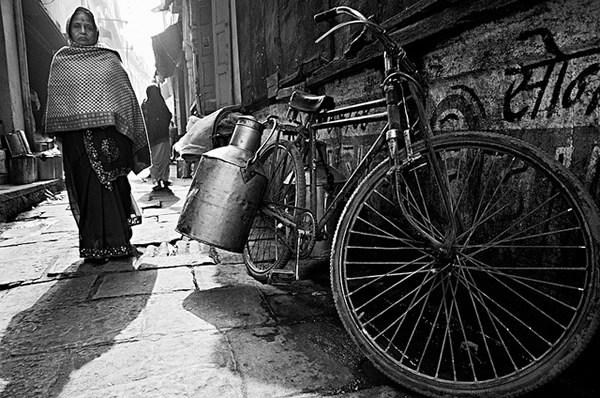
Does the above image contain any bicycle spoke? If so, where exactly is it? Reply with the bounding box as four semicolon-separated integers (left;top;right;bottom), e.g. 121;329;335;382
385;266;441;353
460;269;556;349
450;148;487;220
400;168;445;239
459;252;583;313
352;255;437;315
460;150;517;245
456;259;519;376
244;140;305;279
332;132;600;394
368;267;448;340
372;186;443;242
466;190;573;248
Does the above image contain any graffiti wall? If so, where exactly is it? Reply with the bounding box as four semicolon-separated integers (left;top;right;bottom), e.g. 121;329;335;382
425;0;600;196
253;0;600;202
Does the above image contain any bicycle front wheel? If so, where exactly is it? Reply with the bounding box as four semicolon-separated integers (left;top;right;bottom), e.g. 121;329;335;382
243;139;305;281
331;131;600;398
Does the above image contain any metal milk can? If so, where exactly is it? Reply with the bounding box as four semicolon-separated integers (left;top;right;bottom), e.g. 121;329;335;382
176;116;266;253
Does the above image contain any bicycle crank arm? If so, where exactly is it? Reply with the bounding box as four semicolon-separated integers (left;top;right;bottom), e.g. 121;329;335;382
261;206;297;230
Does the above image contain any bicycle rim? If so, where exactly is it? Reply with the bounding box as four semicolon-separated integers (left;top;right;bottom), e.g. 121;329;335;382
331;131;600;397
243;139;305;281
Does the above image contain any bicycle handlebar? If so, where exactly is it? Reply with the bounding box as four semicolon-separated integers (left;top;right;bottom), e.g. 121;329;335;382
314;6;401;55
314;9;337;23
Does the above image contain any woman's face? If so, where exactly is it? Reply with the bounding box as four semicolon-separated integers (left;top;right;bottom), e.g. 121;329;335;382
69;12;97;46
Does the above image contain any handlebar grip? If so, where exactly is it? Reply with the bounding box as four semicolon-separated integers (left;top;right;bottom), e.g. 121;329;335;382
314;9;338;23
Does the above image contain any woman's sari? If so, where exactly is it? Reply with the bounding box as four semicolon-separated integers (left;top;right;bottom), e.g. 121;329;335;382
46;44;150;259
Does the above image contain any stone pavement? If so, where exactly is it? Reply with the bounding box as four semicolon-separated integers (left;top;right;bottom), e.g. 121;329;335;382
2;164;598;398
0;165;406;398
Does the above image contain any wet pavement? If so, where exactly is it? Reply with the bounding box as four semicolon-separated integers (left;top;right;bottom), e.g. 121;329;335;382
0;164;598;397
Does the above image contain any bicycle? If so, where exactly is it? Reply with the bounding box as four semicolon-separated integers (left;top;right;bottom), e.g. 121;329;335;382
242;6;600;398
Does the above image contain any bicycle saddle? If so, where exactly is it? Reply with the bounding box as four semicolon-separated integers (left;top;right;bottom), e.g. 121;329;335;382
289;91;335;113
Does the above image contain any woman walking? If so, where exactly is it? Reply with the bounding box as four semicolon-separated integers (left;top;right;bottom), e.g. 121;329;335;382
142;85;172;191
45;7;150;263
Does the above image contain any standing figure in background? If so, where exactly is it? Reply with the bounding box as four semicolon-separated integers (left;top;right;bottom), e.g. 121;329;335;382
45;7;150;263
169;120;179;162
142;85;172;191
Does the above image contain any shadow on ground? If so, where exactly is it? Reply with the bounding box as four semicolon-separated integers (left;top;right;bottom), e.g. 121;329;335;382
0;265;157;398
182;259;394;396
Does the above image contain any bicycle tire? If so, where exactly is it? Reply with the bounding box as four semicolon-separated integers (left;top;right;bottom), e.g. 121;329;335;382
243;139;306;281
330;131;600;398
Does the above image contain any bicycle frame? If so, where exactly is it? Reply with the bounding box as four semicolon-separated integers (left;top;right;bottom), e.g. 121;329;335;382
260;49;456;251
259;96;388;238
248;5;460;274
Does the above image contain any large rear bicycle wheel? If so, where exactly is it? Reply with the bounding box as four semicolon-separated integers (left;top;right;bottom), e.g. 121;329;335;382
331;131;600;398
243;139;305;281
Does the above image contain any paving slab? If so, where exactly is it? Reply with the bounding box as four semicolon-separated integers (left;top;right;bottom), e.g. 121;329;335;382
0;275;96;314
0;230;74;249
134;245;215;269
38;216;78;235
140;205;181;219
213;247;244;264
0;280;60;338
55;330;243;398
263;288;337;321
0;328;245;398
0;243;62;287
14;194;71;222
46;248;138;277
134;189;187;217
138;291;218;337
0;289;152;356
182;285;275;329
0;349;68;397
226;323;358;397
210;262;265;288
191;264;225;291
93;267;196;299
47;240;215;278
0;218;57;241
130;215;183;246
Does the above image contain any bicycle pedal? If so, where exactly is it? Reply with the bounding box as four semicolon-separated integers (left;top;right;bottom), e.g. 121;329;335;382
268;269;297;284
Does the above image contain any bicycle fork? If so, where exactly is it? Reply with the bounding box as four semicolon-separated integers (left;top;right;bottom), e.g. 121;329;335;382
383;60;458;257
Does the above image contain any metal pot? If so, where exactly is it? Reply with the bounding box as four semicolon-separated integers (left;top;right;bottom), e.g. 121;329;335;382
176;116;266;253
5;130;31;157
228;115;264;153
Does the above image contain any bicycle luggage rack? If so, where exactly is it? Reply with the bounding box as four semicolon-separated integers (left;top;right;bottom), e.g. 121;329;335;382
311;98;388;131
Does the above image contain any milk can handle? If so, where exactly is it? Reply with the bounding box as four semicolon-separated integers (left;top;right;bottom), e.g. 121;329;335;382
241;117;276;182
246;116;279;167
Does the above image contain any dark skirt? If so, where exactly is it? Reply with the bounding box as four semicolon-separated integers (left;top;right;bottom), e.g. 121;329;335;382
60;127;139;259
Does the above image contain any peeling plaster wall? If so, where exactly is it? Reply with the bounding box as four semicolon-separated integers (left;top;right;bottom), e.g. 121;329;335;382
424;0;600;195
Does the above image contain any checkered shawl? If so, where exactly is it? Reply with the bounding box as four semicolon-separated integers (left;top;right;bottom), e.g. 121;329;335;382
46;44;150;172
